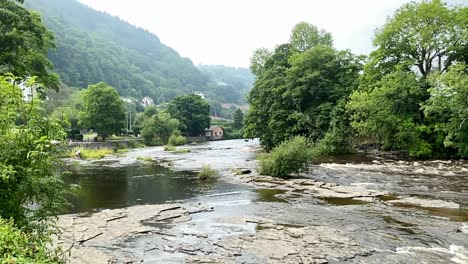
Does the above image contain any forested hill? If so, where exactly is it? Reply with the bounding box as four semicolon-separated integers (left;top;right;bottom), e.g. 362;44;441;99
199;65;254;103
25;0;208;103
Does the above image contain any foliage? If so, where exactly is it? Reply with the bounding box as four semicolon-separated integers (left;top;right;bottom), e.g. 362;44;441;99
233;109;244;130
348;0;468;158
258;136;314;178
79;82;126;141
168;94;211;137
0;75;69;233
199;65;255;104
289;22;333;52
0;218;60;263
371;0;468;78
348;69;432;157
245;31;362;151
163;146;176;152
423;64;468;158
0;0;59;90
173;148;191;154
141;111;180;146
198;165;217;181
25;0;208;102
69;148;113;160
175;135;187;146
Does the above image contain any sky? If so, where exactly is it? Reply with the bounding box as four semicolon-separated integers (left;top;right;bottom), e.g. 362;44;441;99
77;0;462;68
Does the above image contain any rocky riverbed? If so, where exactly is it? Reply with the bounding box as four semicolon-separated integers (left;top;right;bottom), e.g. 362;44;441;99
60;139;468;263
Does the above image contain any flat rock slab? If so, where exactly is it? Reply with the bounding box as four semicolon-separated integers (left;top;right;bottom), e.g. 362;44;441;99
57;204;199;263
387;197;460;209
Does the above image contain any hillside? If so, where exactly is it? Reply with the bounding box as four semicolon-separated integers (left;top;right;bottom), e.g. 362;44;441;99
199;65;255;104
25;0;208;103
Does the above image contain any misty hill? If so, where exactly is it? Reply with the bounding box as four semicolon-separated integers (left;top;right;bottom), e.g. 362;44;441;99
25;0;208;103
199;65;255;104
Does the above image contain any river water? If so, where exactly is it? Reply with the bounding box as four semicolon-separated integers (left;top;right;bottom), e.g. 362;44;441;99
64;139;468;263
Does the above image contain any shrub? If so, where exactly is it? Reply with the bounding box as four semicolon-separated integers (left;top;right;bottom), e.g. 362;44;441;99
175;135;187;146
198;165;217;180
0;218;60;263
173;148;191;154
70;148;113;159
258;136;314;178
163;145;176;152
168;134;178;146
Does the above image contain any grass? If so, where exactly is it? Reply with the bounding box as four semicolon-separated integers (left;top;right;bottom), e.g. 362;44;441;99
198;165;217;181
70;147;114;160
137;156;154;162
173;148;191;154
163;145;176;152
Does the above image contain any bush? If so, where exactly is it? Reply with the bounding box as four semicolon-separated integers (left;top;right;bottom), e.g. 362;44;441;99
173;148;191;154
164;145;176;152
175;135;187;146
70;147;113;159
168;134;178;146
258;136;314;178
74;134;84;141
0;218;60;263
198;165;217;180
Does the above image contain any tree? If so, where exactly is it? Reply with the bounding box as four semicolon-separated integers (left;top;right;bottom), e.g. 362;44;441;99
79;82;125;141
348;0;468;158
0;75;69;234
245;36;362;151
423;64;468;158
250;48;272;77
371;0;468;78
233;108;244;130
167;94;210;137
141;111;180;146
0;0;59;90
289;22;333;52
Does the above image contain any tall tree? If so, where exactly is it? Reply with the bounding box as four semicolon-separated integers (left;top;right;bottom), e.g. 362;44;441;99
0;0;59;90
233;108;244;130
0;75;68;232
168;94;210;137
348;0;468;158
79;82;125;141
371;0;468;78
289;22;333;52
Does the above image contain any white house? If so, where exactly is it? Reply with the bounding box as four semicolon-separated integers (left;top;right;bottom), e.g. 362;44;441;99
142;96;154;108
18;81;35;102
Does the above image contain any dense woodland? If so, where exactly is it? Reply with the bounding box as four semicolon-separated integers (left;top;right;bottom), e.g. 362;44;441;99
24;0;253;105
246;0;468;159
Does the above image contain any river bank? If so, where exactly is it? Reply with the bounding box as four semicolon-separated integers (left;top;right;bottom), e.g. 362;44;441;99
59;139;468;263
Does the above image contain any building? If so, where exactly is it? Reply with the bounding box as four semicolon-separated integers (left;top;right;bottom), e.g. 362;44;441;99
142;96;154;108
204;125;224;140
18;81;35;102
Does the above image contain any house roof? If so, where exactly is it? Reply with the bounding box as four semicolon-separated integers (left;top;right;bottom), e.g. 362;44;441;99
205;125;223;131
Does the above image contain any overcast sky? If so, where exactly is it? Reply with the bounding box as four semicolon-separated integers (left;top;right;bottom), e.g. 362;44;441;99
77;0;464;68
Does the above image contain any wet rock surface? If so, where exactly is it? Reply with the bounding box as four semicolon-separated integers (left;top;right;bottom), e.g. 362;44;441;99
60;140;468;263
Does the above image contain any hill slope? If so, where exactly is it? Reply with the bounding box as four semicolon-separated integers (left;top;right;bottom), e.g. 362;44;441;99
25;0;208;103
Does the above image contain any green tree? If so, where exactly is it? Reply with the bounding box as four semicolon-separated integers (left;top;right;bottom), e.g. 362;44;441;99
289;22;333;52
245;36;362;151
348;0;468;157
141;111;180;146
423;64;468;158
0;0;59;90
0;75;69;234
167;94;210;137
79;82;125;141
250;48;272;77
233;108;244;130
371;0;468;78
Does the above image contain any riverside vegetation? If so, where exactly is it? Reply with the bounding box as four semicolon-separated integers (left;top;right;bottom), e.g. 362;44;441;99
0;0;467;262
246;0;468;162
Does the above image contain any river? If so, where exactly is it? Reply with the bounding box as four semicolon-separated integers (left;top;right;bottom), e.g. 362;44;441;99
62;139;468;263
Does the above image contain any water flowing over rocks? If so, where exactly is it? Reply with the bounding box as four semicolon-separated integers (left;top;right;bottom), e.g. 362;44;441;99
60;140;468;263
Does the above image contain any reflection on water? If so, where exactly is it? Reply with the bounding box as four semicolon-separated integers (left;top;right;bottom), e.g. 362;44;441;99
63;161;242;213
256;189;288;203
